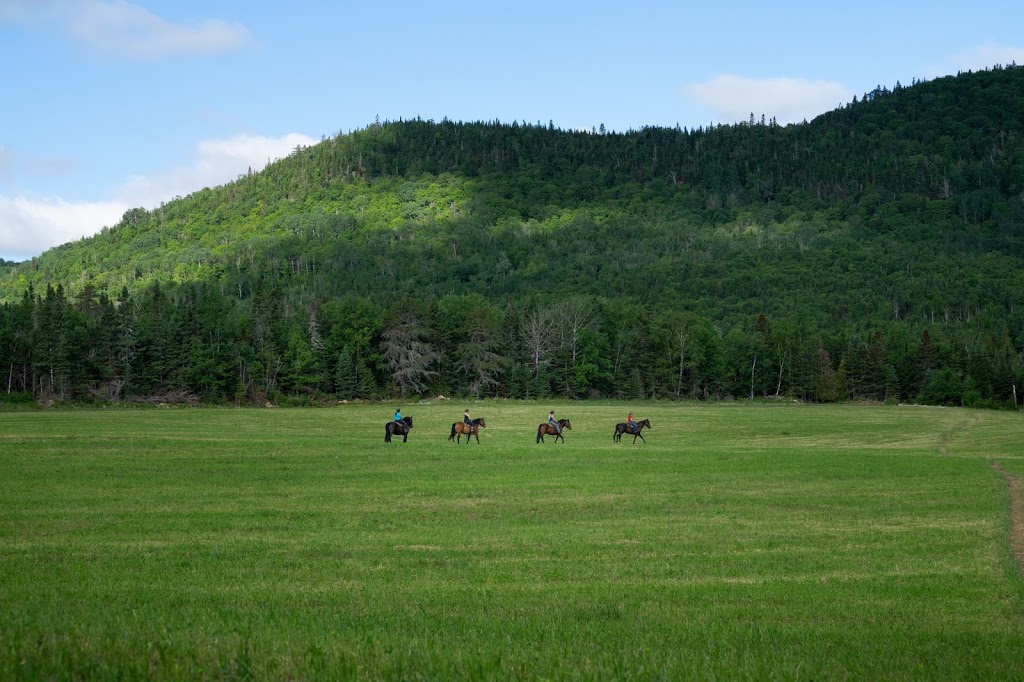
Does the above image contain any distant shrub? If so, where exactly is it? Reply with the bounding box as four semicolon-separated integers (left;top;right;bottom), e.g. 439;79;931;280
0;391;36;406
921;369;962;406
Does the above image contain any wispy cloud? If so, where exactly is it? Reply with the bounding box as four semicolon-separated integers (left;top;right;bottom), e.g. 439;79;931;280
932;43;1024;77
0;0;251;59
0;145;77;184
0;146;10;181
686;75;854;125
117;133;316;207
0;132;316;261
0;195;126;262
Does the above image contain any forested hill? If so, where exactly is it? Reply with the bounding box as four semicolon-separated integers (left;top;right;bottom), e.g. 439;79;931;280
2;65;1023;407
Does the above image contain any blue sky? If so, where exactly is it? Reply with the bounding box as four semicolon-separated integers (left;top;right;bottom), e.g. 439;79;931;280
2;0;1023;262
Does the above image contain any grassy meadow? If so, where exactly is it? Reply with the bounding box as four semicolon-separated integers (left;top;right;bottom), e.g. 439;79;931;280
1;401;1023;679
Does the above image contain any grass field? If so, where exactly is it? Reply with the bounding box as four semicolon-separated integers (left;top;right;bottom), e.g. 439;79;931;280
2;401;1023;679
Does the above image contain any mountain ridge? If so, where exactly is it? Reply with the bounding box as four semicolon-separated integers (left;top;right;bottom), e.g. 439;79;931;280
1;65;1022;406
5;64;1023;304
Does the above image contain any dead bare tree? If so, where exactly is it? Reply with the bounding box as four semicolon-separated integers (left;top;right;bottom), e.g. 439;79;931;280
521;308;556;383
556;296;596;397
382;317;440;397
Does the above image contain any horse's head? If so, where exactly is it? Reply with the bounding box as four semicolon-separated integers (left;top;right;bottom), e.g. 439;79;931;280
476;418;486;428
561;419;572;430
640;418;651;428
404;416;413;427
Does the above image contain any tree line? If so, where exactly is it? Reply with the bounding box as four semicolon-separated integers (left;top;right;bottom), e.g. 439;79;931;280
3;281;1020;410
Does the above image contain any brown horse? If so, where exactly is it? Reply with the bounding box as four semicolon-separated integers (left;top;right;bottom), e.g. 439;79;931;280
613;418;651;443
449;417;486;444
537;418;572;443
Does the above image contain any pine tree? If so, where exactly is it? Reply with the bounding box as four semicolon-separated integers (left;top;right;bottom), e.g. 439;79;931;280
334;346;357;399
813;342;841;402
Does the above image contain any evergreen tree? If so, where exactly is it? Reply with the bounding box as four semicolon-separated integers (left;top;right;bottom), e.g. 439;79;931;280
334;346;357;399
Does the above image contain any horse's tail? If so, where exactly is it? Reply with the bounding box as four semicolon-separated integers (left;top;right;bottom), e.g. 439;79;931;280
449;423;457;441
537;425;543;443
385;424;391;443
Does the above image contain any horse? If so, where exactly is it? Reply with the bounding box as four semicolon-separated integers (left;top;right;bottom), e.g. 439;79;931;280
450;417;486;444
385;416;414;443
613;418;651;443
537;418;572;443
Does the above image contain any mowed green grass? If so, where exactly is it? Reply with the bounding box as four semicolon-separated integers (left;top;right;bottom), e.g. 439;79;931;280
1;402;1023;679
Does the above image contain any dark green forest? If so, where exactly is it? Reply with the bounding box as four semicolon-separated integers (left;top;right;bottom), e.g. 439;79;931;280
2;66;1023;408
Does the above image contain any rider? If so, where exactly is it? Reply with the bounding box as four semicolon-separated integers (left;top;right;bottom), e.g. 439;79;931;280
463;409;473;429
394;407;402;422
627;411;637;433
548;410;560;435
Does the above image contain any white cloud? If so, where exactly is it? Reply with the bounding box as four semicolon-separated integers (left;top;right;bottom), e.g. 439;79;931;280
117;133;316;208
686;75;854;125
935;43;1024;77
0;195;125;262
0;132;316;262
0;0;250;58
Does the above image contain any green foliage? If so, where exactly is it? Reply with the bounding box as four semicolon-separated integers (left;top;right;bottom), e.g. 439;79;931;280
1;67;1024;406
922;368;964;405
333;346;357;399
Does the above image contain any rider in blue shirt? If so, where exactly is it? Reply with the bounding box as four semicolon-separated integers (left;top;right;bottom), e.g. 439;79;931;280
394;408;402;422
548;410;560;434
463;409;472;427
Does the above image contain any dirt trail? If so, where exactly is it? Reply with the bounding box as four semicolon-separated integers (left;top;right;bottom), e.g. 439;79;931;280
992;461;1024;576
938;413;983;457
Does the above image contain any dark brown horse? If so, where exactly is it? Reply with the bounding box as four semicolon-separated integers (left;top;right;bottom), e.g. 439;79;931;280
537;418;572;443
449;417;486;444
613;418;651;443
385;416;413;443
